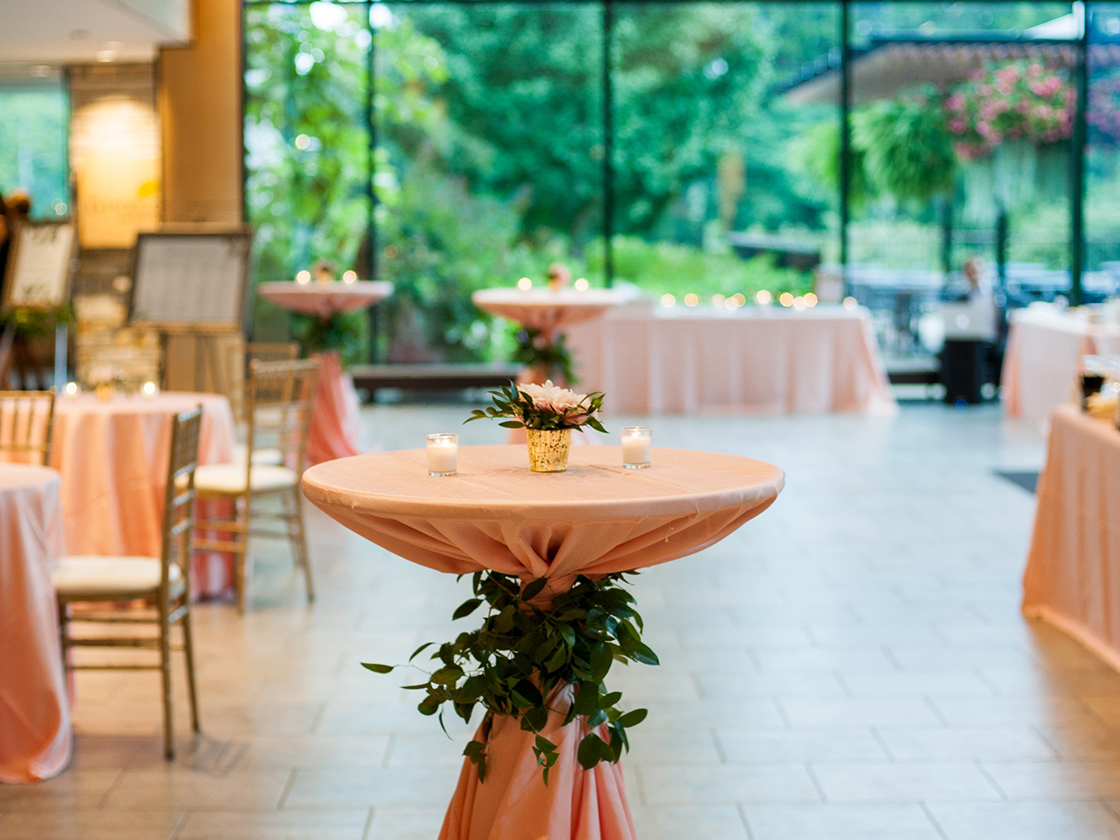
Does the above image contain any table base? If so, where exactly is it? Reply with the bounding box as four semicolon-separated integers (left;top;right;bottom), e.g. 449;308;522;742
308;352;363;465
440;695;635;840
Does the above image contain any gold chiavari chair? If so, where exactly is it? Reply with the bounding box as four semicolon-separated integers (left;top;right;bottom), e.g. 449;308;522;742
224;340;301;426
0;389;56;465
193;358;320;612
52;406;203;759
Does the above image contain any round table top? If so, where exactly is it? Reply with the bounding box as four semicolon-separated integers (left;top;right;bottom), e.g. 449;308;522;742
259;281;394;318
302;445;784;580
0;463;60;493
56;391;230;418
472;287;630;333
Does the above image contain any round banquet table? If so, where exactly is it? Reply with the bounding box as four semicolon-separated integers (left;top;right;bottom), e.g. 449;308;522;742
302;445;784;840
0;464;71;783
50;392;237;597
258;281;394;464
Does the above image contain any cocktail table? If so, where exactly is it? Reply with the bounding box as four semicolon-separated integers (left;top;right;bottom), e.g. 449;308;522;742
303;445;784;839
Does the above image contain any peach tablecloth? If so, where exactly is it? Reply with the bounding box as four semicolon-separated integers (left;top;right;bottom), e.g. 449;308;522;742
0;465;70;783
303;445;784;840
50;392;236;597
472;288;628;344
1023;406;1120;670
1001;307;1120;426
257;281;393;319
307;352;362;465
564;305;897;415
259;282;393;464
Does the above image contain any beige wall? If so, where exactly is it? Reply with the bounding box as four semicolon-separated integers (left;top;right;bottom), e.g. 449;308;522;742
157;0;243;389
158;0;242;226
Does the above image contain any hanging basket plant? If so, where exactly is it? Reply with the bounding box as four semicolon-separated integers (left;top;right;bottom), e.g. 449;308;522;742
945;60;1074;160
852;93;957;204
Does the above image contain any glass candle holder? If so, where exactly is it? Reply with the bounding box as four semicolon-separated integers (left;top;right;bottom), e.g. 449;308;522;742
427;433;458;477
621;426;652;469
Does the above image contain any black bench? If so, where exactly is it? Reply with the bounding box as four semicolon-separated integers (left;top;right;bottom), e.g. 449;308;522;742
350;363;522;400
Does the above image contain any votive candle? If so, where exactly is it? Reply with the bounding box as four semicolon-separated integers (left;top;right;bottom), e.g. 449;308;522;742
427;433;458;476
621;426;652;469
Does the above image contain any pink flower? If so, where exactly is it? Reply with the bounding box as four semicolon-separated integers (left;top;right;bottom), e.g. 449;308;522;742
979;84;993;96
946;96;965;111
949;119;966;134
518;380;589;415
1017;100;1031;114
977;121;992;137
1029;64;1043;77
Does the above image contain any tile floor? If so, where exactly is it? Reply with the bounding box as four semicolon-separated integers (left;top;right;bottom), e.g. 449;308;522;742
5;401;1120;839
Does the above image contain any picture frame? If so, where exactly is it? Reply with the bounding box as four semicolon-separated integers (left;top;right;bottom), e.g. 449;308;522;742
128;230;252;331
1;221;76;312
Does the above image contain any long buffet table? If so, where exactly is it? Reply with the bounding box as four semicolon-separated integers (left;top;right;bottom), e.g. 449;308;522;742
1002;306;1120;427
564;304;897;416
1023;406;1120;671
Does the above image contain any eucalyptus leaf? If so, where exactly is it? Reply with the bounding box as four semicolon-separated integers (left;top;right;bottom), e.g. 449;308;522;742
361;662;394;673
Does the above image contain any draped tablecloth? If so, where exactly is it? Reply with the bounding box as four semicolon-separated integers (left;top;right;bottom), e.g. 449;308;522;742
303;445;784;840
564;305;897;416
0;465;70;783
257;280;393;319
1002;307;1120;426
259;281;394;464
1023;406;1120;671
50;392;236;597
472;288;629;345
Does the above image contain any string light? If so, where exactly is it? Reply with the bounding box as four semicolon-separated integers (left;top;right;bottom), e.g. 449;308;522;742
517;277;532;291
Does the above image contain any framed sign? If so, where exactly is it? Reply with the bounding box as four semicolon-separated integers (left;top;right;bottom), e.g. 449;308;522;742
129;231;251;330
2;221;76;311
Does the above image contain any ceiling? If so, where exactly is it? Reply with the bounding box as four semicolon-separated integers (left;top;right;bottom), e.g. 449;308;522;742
0;0;190;64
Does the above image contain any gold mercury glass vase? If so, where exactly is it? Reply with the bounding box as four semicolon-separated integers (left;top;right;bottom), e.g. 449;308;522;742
525;428;572;473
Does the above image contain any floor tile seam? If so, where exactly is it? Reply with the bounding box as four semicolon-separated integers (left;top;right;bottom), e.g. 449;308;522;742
972;759;1009;802
360;807;376;840
804;761;828;803
1029;723;1076;760
918;801;953;840
735;803;757;840
166;809;190;840
869;727;897;761
923;695;951;726
276;768;299;810
94;767;127;809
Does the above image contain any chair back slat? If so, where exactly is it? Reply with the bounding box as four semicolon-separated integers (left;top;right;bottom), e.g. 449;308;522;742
224;340;300;424
163;406;203;594
245;358;320;474
0;390;56;466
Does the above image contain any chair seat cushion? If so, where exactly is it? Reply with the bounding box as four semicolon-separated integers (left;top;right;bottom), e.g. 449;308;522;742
232;443;285;467
52;556;180;595
195;463;298;494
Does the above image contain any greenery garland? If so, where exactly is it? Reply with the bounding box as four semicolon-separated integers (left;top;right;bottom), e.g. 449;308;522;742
363;571;657;784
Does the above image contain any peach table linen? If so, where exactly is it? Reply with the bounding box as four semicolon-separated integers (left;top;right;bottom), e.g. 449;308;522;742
306;351;363;465
302;445;784;840
259;281;393;464
50;392;236;597
1002;307;1120;427
257;280;393;319
564;305;897;416
1023;406;1120;671
471;288;628;343
0;465;70;783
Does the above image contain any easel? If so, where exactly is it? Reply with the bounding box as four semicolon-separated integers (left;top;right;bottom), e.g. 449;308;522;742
0;221;76;390
155;325;241;394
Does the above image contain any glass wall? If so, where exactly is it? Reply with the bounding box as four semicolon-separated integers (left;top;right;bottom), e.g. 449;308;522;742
376;3;604;361
242;1;1105;363
0;73;70;219
1087;3;1120;294
612;3;838;306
